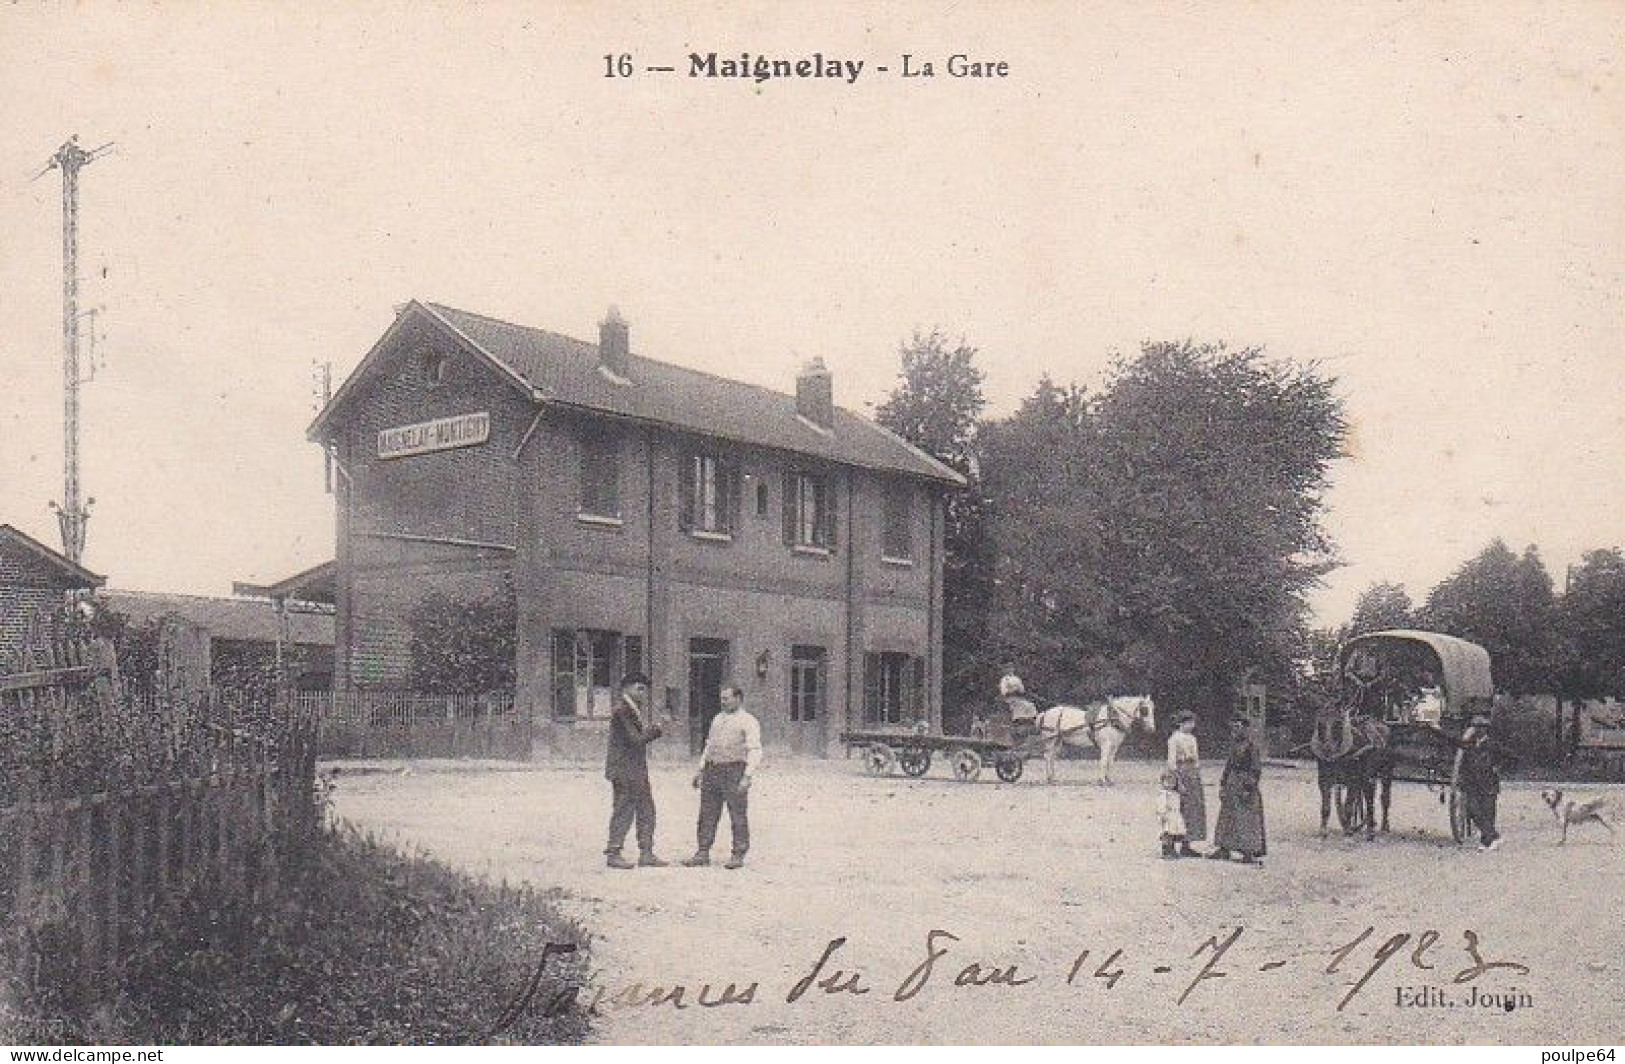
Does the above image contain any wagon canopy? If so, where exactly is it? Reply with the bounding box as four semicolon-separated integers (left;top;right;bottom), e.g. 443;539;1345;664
1337;629;1494;717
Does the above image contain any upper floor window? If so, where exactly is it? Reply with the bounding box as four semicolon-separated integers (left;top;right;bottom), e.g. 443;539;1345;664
680;453;741;537
882;483;912;561
784;471;837;551
421;352;449;388
579;429;620;520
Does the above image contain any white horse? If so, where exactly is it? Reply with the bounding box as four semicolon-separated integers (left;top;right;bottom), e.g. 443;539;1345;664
1035;696;1157;785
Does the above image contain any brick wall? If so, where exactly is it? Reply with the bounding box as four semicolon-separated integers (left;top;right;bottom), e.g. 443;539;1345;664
343;317;532;548
333;320;527;690
0;548;79;659
518;410;945;754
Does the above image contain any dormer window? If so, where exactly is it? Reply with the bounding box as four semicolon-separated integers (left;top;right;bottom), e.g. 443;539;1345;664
422;352;450;388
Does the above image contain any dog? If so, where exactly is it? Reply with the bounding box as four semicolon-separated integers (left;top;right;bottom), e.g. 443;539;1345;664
1540;788;1617;844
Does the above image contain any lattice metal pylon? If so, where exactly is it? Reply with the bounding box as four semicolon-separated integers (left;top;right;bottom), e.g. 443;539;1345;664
44;135;112;563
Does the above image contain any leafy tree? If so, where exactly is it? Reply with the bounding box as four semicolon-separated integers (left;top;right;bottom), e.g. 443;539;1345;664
1420;540;1559;695
874;329;995;725
1085;341;1346;727
406;578;517;695
1348;582;1414;634
873;328;986;472
1557;547;1625;701
978;377;1120;702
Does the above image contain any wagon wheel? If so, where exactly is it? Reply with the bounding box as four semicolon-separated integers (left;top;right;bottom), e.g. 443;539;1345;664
994;754;1024;783
864;743;897;776
951;747;983;783
897;746;932;777
1447;752;1469;844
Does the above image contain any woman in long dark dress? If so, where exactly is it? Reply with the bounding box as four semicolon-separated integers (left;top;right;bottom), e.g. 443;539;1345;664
1209;716;1266;864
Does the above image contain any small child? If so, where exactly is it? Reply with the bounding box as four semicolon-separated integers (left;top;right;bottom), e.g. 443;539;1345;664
1158;768;1188;859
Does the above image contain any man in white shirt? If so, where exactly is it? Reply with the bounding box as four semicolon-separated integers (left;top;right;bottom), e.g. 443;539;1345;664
998;662;1026;698
683;684;762;870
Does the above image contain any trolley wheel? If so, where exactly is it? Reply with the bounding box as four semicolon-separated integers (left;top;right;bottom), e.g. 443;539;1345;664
1447;754;1469;844
864;743;897;776
995;755;1024;783
897;747;932;777
952;747;984;783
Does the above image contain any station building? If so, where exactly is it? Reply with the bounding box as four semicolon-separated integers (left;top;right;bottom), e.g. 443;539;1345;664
308;301;963;755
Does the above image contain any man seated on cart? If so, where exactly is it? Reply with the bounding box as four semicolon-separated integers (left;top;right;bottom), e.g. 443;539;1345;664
1410;671;1444;726
997;661;1040;744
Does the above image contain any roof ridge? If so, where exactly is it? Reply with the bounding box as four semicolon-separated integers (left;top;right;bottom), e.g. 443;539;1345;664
425;302;597;354
428;301;874;421
0;523;107;585
396;301;964;486
102;588;259;605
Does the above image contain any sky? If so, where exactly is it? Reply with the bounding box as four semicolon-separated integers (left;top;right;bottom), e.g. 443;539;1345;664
1;1;1621;627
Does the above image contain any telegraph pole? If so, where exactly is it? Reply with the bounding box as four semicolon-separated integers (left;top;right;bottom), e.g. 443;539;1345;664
45;135;113;563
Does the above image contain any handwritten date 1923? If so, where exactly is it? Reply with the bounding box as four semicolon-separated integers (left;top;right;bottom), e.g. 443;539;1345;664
495;925;1529;1033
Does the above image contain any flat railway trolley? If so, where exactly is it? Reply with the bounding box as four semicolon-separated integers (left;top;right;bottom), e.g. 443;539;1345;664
839;725;1038;783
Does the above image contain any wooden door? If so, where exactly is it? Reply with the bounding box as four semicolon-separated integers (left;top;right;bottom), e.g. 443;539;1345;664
687;638;729;755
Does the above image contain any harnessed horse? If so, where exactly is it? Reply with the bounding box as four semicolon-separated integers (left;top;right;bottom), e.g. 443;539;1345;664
1311;704;1392;839
1035;696;1156;785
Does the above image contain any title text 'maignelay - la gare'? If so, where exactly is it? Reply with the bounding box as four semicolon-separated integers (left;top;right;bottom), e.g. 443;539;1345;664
684;52;1009;84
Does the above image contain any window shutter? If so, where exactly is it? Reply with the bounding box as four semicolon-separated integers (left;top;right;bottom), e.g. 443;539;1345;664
863;652;880;724
911;656;927;720
822;475;839;551
551;629;576;720
679;455;695;531
605;437;621;517
578;438;593;514
884;484;912;559
623;634;644;680
783;471;797;544
727;462;743;534
814;652;826;720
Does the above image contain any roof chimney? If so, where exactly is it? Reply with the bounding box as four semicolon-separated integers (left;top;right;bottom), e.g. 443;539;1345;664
796;357;833;429
599;306;630;379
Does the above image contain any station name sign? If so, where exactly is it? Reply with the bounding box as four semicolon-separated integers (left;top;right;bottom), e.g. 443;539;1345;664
377;411;491;459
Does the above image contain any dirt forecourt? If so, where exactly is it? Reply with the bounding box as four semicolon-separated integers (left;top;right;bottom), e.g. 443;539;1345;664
332;756;1624;1045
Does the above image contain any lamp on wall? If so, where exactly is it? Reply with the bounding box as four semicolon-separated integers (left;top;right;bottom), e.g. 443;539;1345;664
755;649;772;678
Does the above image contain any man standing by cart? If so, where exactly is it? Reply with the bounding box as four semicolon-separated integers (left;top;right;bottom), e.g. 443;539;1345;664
1458;711;1506;851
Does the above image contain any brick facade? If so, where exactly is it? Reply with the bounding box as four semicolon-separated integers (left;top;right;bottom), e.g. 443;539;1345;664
0;525;104;659
317;303;956;756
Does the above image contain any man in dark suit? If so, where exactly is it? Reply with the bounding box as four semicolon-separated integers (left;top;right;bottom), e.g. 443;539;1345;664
604;671;667;869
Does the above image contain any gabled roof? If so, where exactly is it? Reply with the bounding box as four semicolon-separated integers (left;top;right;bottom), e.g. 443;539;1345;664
309;301;965;487
232;560;336;607
0;524;105;589
98;589;334;646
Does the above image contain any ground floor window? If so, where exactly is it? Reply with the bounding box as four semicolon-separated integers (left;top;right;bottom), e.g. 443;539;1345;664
790;645;826;722
551;627;643;720
863;651;924;726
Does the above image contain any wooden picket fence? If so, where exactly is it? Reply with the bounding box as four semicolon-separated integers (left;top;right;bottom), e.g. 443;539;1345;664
0;630;318;1002
298;690;530;759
